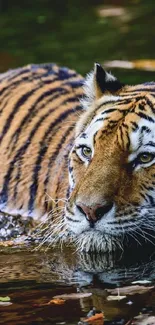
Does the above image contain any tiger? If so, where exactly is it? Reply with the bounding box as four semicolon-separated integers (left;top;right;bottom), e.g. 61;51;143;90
0;62;155;252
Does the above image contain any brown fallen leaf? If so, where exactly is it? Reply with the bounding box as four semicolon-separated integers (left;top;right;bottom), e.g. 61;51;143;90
33;298;65;307
107;285;154;296
53;292;92;300
49;298;65;305
81;312;104;325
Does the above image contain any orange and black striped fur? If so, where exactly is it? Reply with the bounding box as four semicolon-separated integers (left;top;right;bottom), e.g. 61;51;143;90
1;62;155;252
0;64;83;240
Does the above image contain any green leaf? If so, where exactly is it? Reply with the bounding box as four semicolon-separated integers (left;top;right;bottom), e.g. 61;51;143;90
0;296;11;302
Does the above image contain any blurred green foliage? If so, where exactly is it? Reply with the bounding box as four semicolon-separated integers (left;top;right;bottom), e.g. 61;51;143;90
0;0;155;83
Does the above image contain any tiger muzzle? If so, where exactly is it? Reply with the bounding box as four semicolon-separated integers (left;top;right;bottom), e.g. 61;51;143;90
76;202;114;226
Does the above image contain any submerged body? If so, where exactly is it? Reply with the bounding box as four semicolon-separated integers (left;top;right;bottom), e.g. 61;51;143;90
0;63;155;252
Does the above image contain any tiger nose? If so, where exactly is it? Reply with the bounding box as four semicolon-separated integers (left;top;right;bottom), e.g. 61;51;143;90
76;202;114;224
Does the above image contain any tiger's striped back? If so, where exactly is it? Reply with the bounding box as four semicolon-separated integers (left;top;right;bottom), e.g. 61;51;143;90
0;63;84;239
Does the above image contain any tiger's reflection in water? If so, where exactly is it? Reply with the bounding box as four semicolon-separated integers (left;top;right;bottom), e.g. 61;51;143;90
1;244;155;321
47;244;155;287
43;245;155;321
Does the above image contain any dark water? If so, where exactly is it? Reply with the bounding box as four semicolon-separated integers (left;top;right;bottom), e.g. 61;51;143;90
1;244;155;324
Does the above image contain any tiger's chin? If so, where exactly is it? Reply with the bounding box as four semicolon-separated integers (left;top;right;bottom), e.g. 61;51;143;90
72;230;123;253
37;207;155;252
37;217;123;252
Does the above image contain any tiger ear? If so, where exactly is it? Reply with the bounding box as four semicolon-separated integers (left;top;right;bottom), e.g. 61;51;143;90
94;63;123;99
82;63;123;109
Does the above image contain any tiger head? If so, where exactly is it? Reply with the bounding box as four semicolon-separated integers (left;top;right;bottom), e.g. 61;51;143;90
65;63;155;252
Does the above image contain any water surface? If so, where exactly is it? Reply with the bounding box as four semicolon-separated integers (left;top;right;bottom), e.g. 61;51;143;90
1;244;155;324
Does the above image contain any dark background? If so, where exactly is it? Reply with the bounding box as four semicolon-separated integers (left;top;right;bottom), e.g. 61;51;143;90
0;0;155;83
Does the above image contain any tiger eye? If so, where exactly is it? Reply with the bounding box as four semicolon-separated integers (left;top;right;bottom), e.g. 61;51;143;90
82;147;92;159
139;153;154;164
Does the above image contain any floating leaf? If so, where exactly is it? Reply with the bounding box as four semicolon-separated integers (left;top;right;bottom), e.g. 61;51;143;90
49;298;65;305
0;301;12;306
81;312;104;325
107;285;154;296
53;292;92;300
132;314;155;325
107;295;126;301
131;280;151;285
0;296;10;302
33;298;65;307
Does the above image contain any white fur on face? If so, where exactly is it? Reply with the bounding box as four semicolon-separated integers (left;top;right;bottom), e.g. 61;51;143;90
130;119;155;151
129;118;155;170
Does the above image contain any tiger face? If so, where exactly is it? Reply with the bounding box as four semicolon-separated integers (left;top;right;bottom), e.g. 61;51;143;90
65;64;155;251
